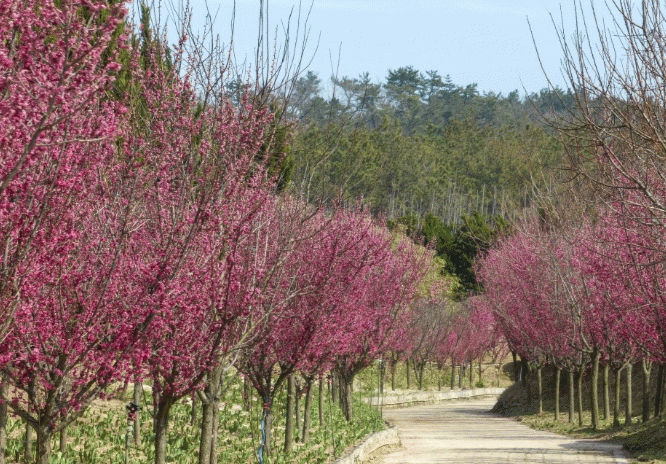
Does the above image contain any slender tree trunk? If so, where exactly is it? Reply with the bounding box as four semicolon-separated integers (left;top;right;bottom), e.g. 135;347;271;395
626;363;633;426
568;369;575;423
614;367;621;427
406;359;410;389
642;359;652;422
134;383;142;448
469;362;473;387
450;362;455;389
338;372;354;422
295;384;302;443
199;365;223;464
512;351;519;382
318;376;325;427
59;427;67;453
380;361;385;395
577;369;583;427
478;359;483;384
259;405;273;461
0;383;6;464
603;364;610;421
458;363;467;388
331;374;338;405
390;361;396;391
191;391;198;427
35;426;52;464
209;397;219;464
525;363;532;402
199;392;215;464
520;357;528;388
591;350;600;430
154;397;176;464
302;377;314;442
25;421;33;463
554;367;560;421
537;366;543;414
284;375;295;452
655;364;665;418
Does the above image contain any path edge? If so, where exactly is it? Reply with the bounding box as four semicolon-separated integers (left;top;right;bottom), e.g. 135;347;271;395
334;387;505;463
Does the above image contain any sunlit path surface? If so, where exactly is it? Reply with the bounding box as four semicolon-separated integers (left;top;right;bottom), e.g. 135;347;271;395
376;397;629;464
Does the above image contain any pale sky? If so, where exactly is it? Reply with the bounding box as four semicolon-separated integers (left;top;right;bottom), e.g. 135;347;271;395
153;0;604;97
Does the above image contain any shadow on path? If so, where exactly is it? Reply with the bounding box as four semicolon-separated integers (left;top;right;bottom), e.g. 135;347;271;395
376;397;630;464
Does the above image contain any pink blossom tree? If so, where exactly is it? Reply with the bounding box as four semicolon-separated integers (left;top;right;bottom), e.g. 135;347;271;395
0;0;132;461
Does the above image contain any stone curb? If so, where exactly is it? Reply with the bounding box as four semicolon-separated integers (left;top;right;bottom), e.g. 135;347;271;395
333;427;400;464
333;388;506;463
364;387;506;408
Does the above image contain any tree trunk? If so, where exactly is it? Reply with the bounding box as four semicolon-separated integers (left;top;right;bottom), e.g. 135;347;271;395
537;366;543;414
577;369;583;427
591;350;600;430
655;364;665;417
0;383;6;464
284;375;295;452
614;367;621;427
450;362;455;389
301;377;314;442
469;361;473;387
154;396;176;464
134;382;142;448
331;374;338;405
380;362;385;395
339;373;354;422
318;376;325;427
642;359;652;422
626;363;633;426
191;391;198;427
406;359;410;389
258;402;273;462
209;396;219;464
25;421;33;463
525;363;532;402
478;359;483;384
35;426;52;464
199;365;223;464
59;427;67;454
554;367;560;421
295;383;302;443
459;364;464;389
603;364;610;421
391;361;396;391
512;351;519;382
199;392;215;464
568;369;575;423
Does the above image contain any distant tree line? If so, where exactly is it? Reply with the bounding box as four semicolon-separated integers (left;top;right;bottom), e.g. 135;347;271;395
284;67;570;224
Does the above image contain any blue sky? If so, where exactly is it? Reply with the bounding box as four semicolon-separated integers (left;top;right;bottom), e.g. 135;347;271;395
154;0;602;97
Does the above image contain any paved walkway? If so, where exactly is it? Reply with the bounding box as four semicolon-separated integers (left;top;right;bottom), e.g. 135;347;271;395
376;397;630;463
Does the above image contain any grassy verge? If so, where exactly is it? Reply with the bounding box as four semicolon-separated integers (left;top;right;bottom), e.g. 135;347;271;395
494;363;666;464
2;377;383;464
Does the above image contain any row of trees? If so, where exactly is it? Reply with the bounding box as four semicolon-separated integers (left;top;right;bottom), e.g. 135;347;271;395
0;1;443;464
475;0;666;429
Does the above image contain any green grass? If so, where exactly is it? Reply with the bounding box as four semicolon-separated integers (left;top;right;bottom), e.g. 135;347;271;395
494;363;666;464
2;375;383;464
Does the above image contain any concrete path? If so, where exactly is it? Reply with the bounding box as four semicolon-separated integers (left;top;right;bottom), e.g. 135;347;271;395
375;397;630;463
